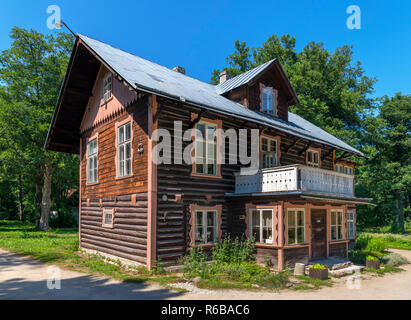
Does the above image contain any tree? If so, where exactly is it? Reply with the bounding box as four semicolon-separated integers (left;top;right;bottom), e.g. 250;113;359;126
0;27;76;229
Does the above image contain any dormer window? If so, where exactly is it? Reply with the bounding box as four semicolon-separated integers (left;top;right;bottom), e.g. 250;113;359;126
102;74;112;103
262;87;276;115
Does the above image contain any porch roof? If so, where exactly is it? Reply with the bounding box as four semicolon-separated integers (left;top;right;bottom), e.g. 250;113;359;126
225;190;373;205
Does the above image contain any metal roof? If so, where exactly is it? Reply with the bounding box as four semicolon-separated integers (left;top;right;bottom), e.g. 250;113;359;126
78;34;365;157
215;60;275;94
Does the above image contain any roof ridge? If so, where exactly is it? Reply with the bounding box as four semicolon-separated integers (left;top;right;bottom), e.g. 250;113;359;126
78;33;217;89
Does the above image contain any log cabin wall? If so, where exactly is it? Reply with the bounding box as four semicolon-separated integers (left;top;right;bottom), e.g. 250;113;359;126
78;68;149;264
155;95;335;266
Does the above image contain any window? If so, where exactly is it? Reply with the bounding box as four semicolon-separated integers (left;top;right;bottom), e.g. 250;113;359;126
331;210;344;240
347;212;355;239
250;209;273;244
344;166;354;175
87;138;98;183
118;122;132;177
262;87;276;115
307;149;320;167
335;164;343;173
102;74;112;103
260;136;278;168
195;210;218;245
102;209;114;228
288;209;305;244
195;121;217;175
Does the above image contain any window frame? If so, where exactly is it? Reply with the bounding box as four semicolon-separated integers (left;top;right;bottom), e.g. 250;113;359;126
102;73;112;103
191;115;222;178
115;117;133;179
189;204;222;246
102;209;114;228
287;208;306;245
261;86;277;115
335;163;343;173
347;212;355;239
86;135;98;185
260;135;280;169
306;148;321;167
344;166;354;175
249;208;274;244
331;210;345;241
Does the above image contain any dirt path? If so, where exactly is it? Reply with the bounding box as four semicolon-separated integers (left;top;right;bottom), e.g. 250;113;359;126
1;248;410;300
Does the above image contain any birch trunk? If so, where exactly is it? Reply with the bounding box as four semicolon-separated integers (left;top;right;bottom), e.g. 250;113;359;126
39;159;53;231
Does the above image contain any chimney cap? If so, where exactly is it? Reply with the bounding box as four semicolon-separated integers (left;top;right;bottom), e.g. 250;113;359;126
172;66;186;75
219;70;233;84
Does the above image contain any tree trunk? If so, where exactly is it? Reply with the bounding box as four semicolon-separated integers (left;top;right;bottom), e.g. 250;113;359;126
18;173;24;223
39;159;53;231
34;165;43;228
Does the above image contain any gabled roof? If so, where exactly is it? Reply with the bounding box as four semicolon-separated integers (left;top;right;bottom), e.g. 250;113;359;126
45;34;366;157
215;60;274;94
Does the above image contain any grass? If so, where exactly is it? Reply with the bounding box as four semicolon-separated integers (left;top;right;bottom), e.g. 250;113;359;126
363;266;403;276
0;220;178;286
293;275;333;291
361;232;411;251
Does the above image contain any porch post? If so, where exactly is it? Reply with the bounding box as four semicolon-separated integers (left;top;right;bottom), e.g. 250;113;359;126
278;202;284;270
326;205;331;257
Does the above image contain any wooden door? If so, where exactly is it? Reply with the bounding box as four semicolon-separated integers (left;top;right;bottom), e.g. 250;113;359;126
311;209;327;259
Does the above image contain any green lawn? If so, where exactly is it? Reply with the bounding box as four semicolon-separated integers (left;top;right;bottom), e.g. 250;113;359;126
0;220;176;285
361;232;411;251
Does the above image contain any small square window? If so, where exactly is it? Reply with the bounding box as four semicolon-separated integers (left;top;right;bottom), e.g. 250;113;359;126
102;209;114;228
102;74;112;103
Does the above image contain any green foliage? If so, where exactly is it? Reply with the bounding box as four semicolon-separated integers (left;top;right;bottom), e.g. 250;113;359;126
0;27;77;224
311;264;326;270
366;255;378;261
293;275;333;290
182;237;291;290
381;253;408;266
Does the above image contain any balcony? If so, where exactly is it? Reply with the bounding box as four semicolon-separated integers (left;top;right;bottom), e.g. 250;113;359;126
234;164;354;197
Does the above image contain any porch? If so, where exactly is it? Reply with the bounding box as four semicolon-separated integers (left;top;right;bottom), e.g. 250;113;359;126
234;164;355;197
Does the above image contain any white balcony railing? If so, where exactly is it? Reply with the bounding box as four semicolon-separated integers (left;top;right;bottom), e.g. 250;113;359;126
234;164;354;197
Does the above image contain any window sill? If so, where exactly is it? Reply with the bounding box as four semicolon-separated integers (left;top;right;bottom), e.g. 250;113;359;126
100;96;113;107
284;243;310;249
86;181;99;186
115;174;133;181
191;243;216;248
329;239;349;244
102;224;114;229
190;172;222;179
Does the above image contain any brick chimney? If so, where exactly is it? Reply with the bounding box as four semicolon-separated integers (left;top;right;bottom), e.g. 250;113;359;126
172;66;186;75
219;70;233;84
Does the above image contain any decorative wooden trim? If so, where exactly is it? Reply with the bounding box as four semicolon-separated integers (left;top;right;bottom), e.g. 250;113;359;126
147;94;158;270
115;114;134;180
306;147;322;168
102;208;115;229
188;203;222;246
190;113;222;179
85;132;99;185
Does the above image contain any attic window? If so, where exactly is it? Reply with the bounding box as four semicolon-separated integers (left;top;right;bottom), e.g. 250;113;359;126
262;87;276;115
102;74;112;103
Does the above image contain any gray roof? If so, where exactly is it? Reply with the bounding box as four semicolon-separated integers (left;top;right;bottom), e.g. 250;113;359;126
79;34;365;157
215;60;274;94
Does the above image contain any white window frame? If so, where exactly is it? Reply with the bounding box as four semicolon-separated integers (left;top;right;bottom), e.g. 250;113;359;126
118;122;132;177
262;87;276;115
344;166;354;175
249;208;274;244
102;209;114;228
347;212;355;239
194;121;217;176
331;210;344;240
260;136;278;169
195;210;218;245
287;208;306;245
307;149;320;167
102;74;112;103
335;164;343;173
87;138;98;183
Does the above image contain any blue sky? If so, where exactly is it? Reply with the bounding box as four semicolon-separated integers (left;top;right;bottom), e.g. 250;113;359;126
0;0;409;98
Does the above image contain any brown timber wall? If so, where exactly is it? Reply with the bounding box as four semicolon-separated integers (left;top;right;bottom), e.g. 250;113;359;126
79;98;149;264
284;247;310;268
329;242;348;258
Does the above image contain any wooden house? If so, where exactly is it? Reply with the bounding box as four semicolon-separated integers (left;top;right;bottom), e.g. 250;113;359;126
45;34;371;270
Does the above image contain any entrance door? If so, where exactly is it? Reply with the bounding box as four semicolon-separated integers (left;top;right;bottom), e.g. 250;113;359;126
311;209;327;258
